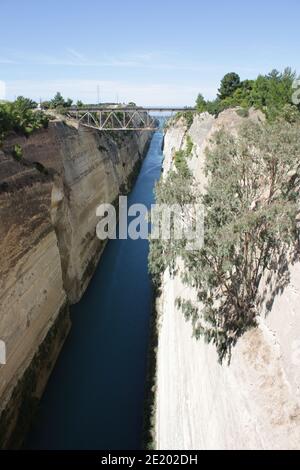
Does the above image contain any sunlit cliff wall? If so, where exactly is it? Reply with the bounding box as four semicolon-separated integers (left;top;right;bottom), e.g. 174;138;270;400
155;110;300;450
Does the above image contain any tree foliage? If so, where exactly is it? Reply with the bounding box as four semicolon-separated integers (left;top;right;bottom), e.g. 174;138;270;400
196;67;299;121
149;120;300;363
218;72;241;100
50;92;73;109
196;93;207;113
148;168;198;286
14;96;37;111
173;110;194;128
0;98;49;145
174;135;193;175
149;136;197;285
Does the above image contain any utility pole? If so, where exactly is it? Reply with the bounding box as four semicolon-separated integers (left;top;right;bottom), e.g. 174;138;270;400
97;85;100;104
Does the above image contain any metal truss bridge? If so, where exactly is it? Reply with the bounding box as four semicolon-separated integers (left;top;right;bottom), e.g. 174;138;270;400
67;107;197;131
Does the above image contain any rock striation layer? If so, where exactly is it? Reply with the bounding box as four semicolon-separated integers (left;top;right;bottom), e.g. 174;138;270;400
0;119;152;448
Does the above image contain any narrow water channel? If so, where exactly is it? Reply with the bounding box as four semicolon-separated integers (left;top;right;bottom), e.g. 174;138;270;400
26;130;163;450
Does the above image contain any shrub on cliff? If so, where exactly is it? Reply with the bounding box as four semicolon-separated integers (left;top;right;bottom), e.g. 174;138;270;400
0;99;49;145
174;135;193;175
148;136;198;285
173;110;194;128
12;144;23;160
148;167;198;286
149;119;300;363
181;120;300;362
196;94;207;113
14;96;37;112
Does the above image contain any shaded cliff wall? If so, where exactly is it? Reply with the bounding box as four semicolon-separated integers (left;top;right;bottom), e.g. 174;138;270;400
155;110;300;450
0;120;152;447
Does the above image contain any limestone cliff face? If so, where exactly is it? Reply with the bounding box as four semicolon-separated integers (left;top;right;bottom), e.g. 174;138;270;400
3;121;151;302
155;109;300;450
0;120;152;447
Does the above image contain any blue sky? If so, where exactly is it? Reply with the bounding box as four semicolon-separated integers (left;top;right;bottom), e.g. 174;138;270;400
0;0;299;105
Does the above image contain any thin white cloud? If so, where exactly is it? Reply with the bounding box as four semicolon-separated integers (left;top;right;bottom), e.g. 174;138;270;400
6;79;217;105
66;48;87;62
0;57;17;64
0;48;164;68
0;48;261;75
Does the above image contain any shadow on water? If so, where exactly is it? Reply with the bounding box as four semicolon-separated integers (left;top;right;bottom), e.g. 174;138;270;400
26;131;163;450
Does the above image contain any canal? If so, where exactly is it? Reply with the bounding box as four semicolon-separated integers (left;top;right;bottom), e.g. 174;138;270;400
26;130;163;450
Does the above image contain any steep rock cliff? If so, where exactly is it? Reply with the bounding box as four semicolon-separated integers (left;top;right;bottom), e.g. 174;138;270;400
155;109;300;450
0;120;152;447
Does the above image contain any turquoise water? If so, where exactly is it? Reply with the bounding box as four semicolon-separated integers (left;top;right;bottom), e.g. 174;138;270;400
26;131;163;450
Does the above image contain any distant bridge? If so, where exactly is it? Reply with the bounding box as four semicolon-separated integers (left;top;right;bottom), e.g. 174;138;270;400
67;107;197;131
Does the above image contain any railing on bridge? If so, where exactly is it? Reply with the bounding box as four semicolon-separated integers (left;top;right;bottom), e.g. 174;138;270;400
66;106;197;131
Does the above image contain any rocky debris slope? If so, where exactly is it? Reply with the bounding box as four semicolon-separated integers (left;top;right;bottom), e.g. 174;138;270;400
155;109;300;450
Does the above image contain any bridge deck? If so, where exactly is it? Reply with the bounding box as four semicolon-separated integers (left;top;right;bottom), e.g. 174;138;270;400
69;107;197;113
66;107;197;131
